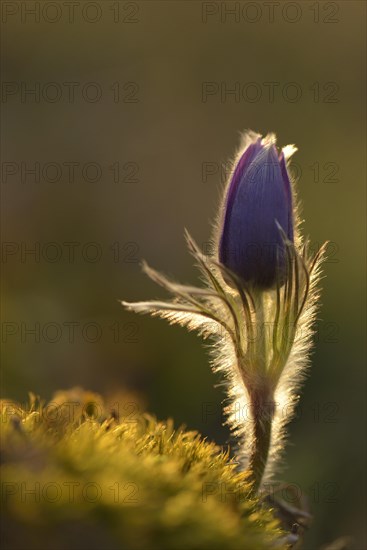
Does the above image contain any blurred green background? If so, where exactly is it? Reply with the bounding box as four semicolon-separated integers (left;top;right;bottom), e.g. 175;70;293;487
1;1;365;548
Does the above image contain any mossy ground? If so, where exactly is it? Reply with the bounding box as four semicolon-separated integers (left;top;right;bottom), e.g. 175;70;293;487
0;388;286;550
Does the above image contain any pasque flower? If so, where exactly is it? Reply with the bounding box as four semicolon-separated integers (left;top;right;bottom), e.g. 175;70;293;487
219;133;294;289
122;130;327;497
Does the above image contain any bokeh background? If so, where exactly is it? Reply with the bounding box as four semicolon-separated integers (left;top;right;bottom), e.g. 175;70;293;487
1;1;366;548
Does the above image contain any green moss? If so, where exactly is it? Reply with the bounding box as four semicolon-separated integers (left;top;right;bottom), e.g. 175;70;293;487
0;389;285;550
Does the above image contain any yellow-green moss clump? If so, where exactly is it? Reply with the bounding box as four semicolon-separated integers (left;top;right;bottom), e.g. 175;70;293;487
0;389;285;550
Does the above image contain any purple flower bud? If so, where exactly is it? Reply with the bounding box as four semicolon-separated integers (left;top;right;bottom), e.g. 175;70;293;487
219;133;295;289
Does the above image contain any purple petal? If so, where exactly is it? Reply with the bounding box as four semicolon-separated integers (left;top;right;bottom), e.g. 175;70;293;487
219;137;294;289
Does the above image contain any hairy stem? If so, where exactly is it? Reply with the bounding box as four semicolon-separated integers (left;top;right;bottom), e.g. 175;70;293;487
247;389;275;495
254;292;267;373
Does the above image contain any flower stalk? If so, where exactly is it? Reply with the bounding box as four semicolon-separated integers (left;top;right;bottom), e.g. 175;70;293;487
248;388;275;495
121;130;327;494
